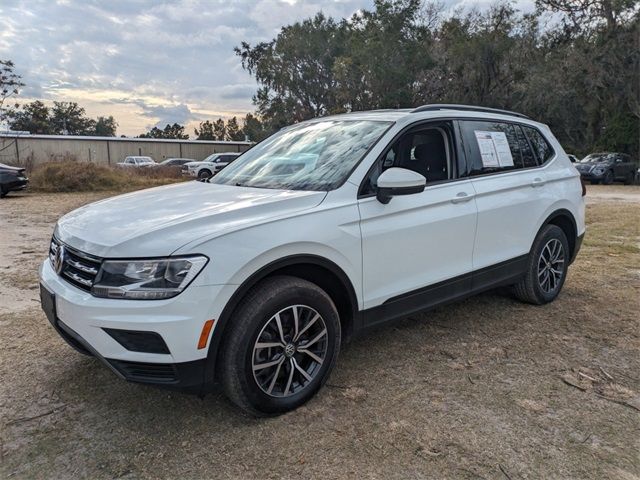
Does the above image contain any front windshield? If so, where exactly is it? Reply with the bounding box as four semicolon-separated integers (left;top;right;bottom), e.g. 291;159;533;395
581;153;610;163
211;119;391;191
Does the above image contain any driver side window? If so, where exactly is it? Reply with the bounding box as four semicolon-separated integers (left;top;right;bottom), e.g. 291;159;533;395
361;122;455;196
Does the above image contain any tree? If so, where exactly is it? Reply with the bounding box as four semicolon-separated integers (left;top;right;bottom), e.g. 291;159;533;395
9;100;51;134
226;116;244;141
236;0;639;155
139;123;189;139
194;120;215;140
94;116;117;136
213;118;226;141
242;113;267;142
50;101;95;135
0;60;23;124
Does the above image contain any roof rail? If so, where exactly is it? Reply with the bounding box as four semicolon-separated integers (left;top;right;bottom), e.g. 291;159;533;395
411;104;529;119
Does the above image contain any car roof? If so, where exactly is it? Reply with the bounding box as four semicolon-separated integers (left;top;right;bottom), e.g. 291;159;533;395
301;104;548;130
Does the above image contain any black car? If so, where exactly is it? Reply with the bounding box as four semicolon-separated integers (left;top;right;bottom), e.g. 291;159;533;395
575;153;637;185
0;163;28;197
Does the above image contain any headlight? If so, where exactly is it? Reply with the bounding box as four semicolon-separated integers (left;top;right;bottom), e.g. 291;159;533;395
92;255;208;300
593;167;605;174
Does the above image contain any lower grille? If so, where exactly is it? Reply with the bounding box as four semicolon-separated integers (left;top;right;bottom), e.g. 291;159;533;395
108;359;178;384
50;237;101;291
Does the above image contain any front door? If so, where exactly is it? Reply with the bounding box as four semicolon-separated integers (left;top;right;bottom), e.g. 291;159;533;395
358;122;477;326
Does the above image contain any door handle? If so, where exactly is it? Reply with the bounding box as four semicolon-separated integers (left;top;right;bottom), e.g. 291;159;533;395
451;192;475;204
531;177;546;187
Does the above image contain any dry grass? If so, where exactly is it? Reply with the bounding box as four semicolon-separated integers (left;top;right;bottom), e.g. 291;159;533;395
27;161;186;193
0;185;638;479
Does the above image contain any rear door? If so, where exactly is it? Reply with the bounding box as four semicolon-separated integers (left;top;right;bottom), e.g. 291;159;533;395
460;119;555;281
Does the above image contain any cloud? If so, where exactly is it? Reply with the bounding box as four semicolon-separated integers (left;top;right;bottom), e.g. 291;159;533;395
138;102;202;129
0;0;533;135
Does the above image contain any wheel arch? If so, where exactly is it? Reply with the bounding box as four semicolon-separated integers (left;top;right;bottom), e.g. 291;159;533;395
539;209;578;260
203;254;359;388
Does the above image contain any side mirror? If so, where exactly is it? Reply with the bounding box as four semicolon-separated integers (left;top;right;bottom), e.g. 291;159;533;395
376;167;426;204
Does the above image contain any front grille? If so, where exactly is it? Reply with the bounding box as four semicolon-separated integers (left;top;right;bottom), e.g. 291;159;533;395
103;328;170;354
50;237;102;291
108;359;178;384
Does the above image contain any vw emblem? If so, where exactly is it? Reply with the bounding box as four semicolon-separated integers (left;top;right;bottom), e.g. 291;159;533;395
53;244;65;275
284;343;296;358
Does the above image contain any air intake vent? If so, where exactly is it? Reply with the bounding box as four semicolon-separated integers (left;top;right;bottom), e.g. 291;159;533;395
103;328;170;354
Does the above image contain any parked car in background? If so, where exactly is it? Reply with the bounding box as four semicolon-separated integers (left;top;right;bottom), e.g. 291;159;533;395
0;163;28;197
575;152;637;184
182;152;242;179
40;104;585;415
157;158;195;167
567;154;578;163
117;156;156;168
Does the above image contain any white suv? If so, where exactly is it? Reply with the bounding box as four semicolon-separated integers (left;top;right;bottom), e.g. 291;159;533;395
183;152;242;179
39;105;585;415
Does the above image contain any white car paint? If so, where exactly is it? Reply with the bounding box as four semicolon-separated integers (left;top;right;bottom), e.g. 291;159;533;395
40;107;585;382
183;153;241;178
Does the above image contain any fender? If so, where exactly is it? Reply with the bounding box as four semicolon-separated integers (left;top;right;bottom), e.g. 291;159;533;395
200;254;359;392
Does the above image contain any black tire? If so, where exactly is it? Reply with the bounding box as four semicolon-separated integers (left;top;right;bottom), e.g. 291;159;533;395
198;169;212;179
513;224;570;305
602;170;614;185
220;275;341;416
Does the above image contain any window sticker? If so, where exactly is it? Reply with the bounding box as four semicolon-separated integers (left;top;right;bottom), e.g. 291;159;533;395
474;131;514;168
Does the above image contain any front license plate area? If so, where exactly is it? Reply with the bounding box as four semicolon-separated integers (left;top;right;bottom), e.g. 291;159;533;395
40;283;57;326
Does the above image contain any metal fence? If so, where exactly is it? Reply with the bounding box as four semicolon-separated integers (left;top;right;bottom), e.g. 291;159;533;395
0;133;252;167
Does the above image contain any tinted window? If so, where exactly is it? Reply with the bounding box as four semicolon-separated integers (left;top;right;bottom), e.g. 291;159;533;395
459;121;522;175
361;123;454;195
523;126;554;164
515;126;537;168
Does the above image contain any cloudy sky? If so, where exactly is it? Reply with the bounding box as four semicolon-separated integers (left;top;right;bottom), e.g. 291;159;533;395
0;0;533;136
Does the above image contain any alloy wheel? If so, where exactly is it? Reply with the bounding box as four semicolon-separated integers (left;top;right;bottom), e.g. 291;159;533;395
537;238;565;294
252;305;328;398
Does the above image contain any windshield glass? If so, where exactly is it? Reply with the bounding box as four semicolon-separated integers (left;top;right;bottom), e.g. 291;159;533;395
211;120;391;191
581;153;611;163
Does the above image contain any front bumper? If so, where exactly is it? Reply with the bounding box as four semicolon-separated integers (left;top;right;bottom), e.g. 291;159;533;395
39;259;228;392
3;177;28;192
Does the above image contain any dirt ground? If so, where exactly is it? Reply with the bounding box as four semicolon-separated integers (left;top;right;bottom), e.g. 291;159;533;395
1;185;639;479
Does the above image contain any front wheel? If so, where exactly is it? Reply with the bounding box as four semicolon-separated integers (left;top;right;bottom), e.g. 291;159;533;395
513;225;570;305
220;276;341;416
197;169;212;180
603;170;614;185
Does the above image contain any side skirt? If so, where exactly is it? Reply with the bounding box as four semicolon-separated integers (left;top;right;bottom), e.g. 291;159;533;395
360;254;528;331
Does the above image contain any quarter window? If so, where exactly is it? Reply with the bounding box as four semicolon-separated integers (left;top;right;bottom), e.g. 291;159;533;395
523;126;554;164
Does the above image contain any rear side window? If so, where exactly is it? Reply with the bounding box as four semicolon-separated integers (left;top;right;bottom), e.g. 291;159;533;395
523;126;554;164
459;120;522;175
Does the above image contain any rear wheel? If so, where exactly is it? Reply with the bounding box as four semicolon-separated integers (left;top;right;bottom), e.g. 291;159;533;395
198;169;212;179
220;276;341;416
514;225;569;305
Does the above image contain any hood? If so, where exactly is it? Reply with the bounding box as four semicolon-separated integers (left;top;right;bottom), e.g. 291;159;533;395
55;181;326;257
0;163;25;173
